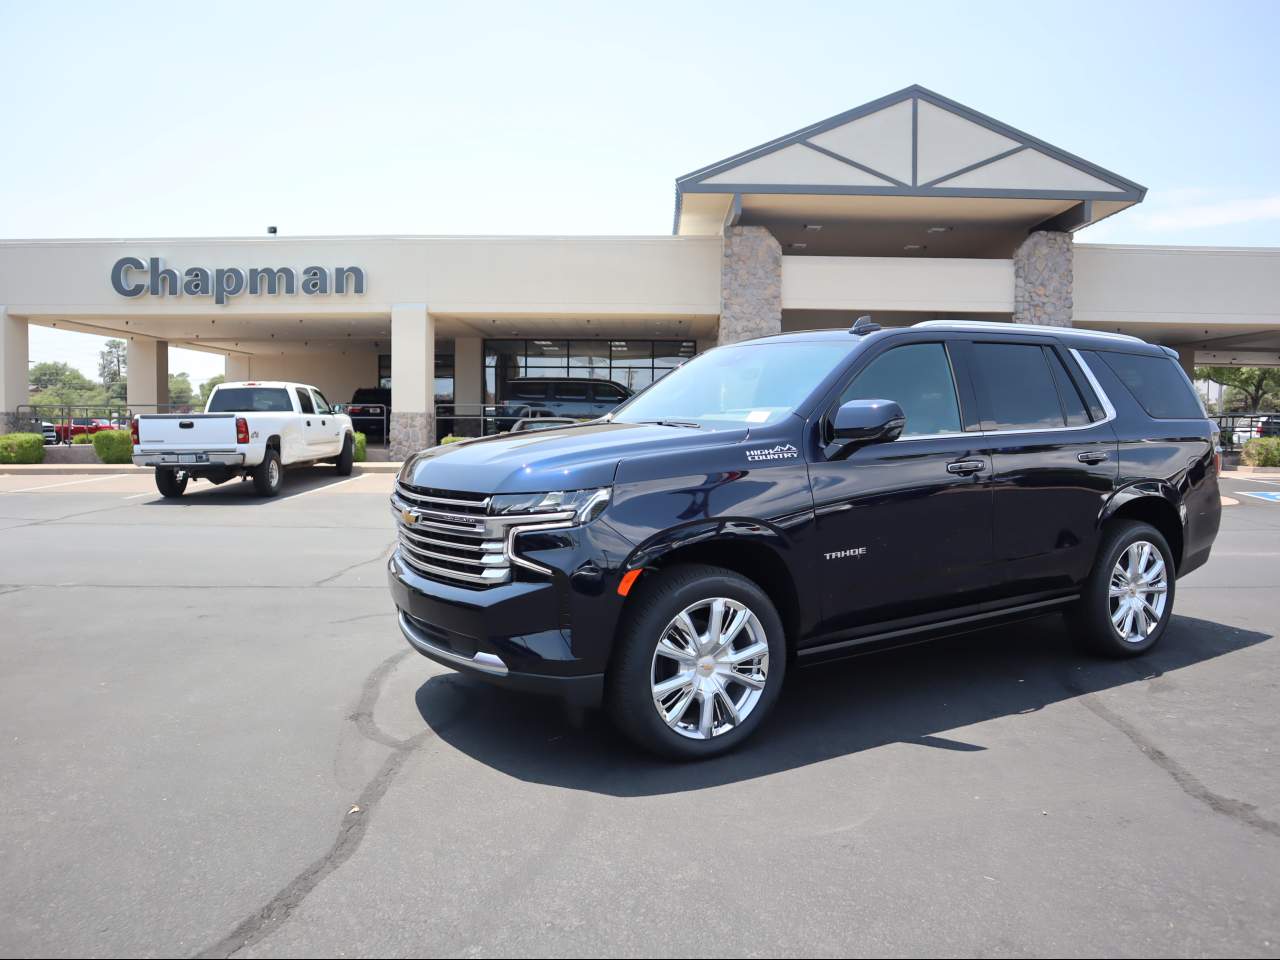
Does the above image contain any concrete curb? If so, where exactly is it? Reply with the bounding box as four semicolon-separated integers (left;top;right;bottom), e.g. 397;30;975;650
0;462;403;476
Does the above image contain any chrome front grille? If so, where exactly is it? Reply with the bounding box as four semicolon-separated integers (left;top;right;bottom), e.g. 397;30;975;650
391;481;572;588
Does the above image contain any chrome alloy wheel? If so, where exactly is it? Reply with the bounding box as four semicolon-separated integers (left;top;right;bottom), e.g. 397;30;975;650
1108;540;1168;643
650;597;770;740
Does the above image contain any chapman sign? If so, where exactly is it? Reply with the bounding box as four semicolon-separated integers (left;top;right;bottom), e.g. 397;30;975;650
111;257;366;306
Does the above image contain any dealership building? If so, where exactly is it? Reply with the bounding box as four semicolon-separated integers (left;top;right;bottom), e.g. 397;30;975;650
2;85;1277;457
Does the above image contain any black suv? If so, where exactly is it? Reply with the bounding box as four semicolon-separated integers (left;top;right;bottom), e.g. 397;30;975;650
388;322;1221;759
496;378;632;427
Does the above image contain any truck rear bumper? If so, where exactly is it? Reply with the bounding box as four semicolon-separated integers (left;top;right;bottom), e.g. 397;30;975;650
133;450;246;468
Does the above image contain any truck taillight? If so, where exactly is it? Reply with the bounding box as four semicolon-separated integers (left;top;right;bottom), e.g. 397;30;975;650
236;417;250;444
130;416;139;445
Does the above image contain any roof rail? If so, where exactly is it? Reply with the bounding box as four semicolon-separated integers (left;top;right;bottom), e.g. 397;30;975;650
912;320;1145;344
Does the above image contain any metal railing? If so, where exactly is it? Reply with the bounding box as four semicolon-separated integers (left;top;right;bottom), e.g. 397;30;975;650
11;403;203;443
1214;413;1280;451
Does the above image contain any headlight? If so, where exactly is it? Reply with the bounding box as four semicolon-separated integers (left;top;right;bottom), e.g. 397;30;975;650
489;487;611;523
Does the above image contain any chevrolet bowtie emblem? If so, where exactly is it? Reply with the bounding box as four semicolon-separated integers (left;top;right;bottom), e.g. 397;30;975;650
401;509;418;525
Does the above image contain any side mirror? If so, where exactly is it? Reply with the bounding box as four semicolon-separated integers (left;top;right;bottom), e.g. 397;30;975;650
827;398;905;458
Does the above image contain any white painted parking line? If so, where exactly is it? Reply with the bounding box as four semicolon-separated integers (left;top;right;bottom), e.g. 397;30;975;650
123;491;155;500
285;475;366;499
1241;491;1280;503
1226;476;1280;486
6;475;122;494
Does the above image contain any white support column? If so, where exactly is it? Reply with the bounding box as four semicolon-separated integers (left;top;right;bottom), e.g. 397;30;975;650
389;304;435;459
1;307;30;430
126;337;170;410
225;354;251;382
453;335;483;436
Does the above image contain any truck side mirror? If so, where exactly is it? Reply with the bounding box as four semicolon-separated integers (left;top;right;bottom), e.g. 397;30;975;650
826;398;906;459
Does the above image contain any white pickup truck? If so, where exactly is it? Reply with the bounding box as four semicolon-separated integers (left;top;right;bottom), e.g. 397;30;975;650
131;381;355;498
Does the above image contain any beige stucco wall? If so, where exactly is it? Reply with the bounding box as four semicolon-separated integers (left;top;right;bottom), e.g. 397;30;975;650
0;236;722;320
781;255;1015;313
1075;244;1280;327
230;348;381;407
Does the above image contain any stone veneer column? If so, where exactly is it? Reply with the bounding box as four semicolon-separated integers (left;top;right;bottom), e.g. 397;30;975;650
1013;230;1073;327
718;226;782;345
388;304;435;461
1;307;30;432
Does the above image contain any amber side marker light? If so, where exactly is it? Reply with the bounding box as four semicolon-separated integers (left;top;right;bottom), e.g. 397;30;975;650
617;568;644;597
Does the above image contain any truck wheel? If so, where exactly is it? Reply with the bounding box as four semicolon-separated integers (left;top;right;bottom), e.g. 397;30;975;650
606;564;786;760
253;448;283;497
335;434;354;476
1068;520;1175;657
155;468;188;499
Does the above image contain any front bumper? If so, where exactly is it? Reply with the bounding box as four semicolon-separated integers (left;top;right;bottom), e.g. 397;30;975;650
133;449;246;468
388;551;611;707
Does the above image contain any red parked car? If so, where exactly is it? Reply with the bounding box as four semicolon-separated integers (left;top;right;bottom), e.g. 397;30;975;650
52;418;110;443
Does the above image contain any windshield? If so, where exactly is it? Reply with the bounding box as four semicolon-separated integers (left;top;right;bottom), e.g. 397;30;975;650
611;341;849;427
207;387;293;413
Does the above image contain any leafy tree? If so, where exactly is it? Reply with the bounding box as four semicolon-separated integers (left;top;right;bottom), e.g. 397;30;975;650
98;339;127;388
168;372;195;408
198;374;225;408
1195;366;1280;413
30;361;91;392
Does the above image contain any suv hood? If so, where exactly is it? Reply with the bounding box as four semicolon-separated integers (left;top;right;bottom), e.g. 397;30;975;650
401;421;748;494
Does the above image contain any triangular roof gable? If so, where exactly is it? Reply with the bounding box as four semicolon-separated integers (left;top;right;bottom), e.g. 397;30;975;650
676;85;1146;202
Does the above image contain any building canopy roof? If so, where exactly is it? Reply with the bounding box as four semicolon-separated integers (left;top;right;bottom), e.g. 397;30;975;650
674;86;1146;254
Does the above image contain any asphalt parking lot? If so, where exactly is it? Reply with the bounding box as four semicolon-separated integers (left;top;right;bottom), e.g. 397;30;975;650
1;468;1277;958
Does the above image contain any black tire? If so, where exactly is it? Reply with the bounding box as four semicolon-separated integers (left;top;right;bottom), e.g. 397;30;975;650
606;564;787;760
155;468;188;499
335;434;354;476
1068;520;1176;657
252;447;284;497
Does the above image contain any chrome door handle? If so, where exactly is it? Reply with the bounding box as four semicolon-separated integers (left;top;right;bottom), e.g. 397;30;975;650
947;459;985;475
1077;451;1109;464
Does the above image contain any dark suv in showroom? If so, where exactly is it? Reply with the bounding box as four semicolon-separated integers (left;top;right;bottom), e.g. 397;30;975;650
387;321;1221;759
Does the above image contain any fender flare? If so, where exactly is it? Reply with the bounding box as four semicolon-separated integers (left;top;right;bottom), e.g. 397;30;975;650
622;516;796;571
1099;479;1183;527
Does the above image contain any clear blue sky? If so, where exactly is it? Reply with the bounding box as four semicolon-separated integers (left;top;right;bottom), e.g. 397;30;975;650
4;0;1277;382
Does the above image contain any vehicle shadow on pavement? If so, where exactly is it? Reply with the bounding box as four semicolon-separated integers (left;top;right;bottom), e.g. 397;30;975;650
413;613;1269;796
138;467;354;504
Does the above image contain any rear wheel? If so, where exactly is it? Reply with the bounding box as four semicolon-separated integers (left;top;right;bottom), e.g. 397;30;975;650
335;435;354;476
252;448;283;497
155;468;188;499
606;564;786;760
1069;520;1175;657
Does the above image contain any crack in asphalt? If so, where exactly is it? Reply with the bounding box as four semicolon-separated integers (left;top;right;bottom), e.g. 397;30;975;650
1069;684;1280;840
312;544;395;587
195;650;462;959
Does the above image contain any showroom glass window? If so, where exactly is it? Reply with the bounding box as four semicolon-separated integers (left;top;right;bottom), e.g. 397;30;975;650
483;339;696;404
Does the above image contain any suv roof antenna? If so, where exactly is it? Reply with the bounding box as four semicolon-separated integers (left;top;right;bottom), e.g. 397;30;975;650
850;315;881;335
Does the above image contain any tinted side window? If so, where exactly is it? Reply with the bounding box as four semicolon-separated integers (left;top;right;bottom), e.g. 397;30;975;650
1099;352;1204;419
295;388;315;415
972;342;1065;431
593;383;627;402
311;390;332;415
841;343;962;437
555;382;589;401
1047;349;1092;426
509;382;546;401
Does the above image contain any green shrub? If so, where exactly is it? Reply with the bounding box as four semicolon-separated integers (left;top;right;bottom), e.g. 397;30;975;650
353;431;367;462
1242;436;1280;468
91;429;133;464
439;435;464;445
72;433;93;444
0;433;45;464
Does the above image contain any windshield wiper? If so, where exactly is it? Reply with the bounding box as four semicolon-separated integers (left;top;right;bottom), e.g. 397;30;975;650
637;419;701;429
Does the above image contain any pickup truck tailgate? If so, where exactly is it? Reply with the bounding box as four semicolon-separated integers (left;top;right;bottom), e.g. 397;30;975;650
136;414;238;449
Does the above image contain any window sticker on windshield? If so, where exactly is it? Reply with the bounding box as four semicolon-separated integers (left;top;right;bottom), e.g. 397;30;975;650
746;410;770;423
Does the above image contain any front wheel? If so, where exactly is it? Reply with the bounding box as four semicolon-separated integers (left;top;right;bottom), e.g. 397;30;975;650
252;448;283;497
1069;520;1175;657
606;564;786;760
155;468;188;499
